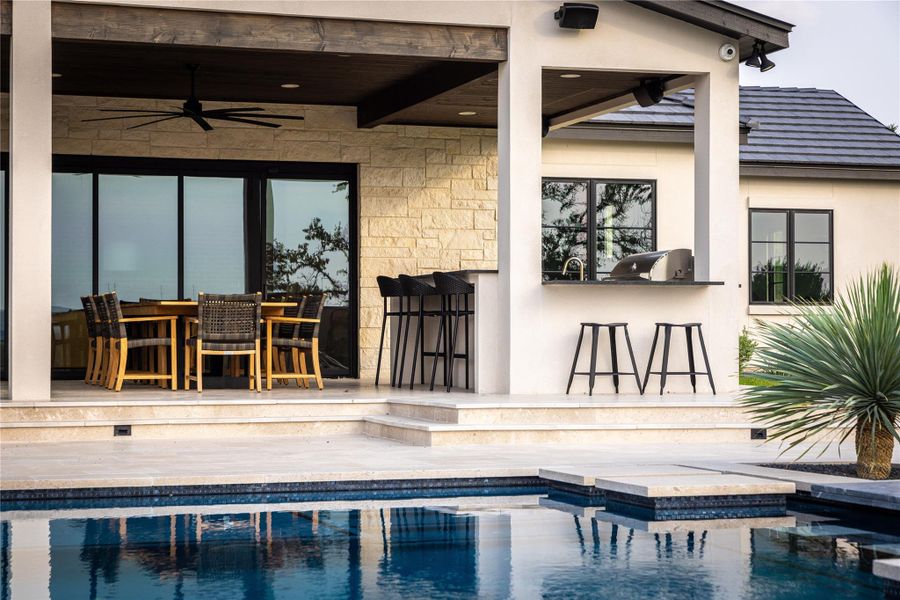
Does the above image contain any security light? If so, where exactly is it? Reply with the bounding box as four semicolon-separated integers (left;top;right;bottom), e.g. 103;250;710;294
759;51;776;72
745;41;775;71
744;43;762;68
554;3;599;29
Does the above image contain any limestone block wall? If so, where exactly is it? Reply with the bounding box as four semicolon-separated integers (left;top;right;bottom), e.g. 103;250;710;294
1;95;498;381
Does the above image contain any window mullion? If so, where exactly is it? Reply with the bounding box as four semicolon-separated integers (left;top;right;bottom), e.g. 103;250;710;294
588;179;597;280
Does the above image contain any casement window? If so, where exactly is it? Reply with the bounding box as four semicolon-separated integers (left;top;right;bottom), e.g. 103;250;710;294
749;209;833;304
542;178;655;280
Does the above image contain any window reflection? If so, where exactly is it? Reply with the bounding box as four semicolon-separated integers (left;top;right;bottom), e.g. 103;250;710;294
98;175;178;302
184;177;246;298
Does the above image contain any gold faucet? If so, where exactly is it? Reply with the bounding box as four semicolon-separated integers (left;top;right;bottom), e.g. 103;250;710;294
562;256;585;281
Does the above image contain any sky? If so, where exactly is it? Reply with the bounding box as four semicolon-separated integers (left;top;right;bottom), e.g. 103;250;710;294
734;0;900;128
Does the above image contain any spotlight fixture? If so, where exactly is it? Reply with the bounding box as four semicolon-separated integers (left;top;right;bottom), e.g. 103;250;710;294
559;73;582;79
280;83;300;89
633;78;665;108
745;41;775;72
458;111;477;116
554;3;599;29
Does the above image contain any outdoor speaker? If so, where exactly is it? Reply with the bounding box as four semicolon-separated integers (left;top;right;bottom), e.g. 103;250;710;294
554;3;599;29
633;79;666;107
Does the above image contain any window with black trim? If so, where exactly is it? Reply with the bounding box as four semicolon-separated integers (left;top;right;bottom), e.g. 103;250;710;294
749;209;833;304
542;178;655;280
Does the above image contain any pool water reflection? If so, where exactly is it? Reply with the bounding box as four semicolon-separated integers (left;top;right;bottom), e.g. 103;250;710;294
0;492;893;599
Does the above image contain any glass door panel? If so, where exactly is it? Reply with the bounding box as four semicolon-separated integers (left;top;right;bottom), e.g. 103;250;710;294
184;176;246;298
52;173;93;369
265;178;351;375
98;175;178;301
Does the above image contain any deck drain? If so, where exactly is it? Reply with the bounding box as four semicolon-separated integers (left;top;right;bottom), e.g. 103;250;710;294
751;428;767;440
114;424;132;437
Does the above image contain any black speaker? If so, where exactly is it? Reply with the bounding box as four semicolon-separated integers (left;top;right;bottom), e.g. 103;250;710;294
554;3;599;30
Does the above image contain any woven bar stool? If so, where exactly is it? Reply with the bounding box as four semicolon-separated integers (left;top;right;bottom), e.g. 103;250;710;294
642;322;716;395
566;322;642;395
397;274;443;389
429;271;475;392
375;276;406;387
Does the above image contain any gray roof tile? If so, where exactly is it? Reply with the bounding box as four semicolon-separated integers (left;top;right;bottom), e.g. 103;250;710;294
590;87;900;168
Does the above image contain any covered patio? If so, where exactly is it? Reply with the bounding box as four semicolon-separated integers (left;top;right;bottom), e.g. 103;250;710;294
3;1;792;410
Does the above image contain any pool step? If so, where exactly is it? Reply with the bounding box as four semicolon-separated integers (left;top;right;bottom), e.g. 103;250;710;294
362;415;756;446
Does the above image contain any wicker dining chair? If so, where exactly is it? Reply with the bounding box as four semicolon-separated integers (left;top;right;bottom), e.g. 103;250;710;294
80;295;103;385
263;294;307;386
93;294;115;386
265;293;326;390
102;292;178;392
185;292;263;393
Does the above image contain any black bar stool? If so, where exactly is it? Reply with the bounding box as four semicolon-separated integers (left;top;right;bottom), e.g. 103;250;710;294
429;271;475;392
374;276;405;387
642;322;716;395
566;323;642;395
397;274;443;389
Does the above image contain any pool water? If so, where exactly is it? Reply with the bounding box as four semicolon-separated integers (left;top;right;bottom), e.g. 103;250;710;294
1;490;895;599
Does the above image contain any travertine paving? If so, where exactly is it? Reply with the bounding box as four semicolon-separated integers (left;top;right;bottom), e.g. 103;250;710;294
1;432;890;492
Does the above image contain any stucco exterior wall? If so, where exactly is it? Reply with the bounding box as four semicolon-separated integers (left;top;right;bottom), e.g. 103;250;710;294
1;94;498;381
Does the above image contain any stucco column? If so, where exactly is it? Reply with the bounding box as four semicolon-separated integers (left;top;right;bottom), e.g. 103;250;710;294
497;23;544;394
9;0;53;400
694;68;742;390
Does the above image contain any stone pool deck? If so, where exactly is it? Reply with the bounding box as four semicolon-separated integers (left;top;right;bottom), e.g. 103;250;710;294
1;434;897;510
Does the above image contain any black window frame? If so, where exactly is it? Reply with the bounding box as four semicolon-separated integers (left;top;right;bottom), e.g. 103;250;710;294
51;154;360;379
542;177;656;280
748;208;834;305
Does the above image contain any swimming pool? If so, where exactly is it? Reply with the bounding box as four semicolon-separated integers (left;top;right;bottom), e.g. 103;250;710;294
1;489;895;599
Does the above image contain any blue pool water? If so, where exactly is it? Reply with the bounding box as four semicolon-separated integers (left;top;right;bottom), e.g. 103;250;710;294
1;490;895;599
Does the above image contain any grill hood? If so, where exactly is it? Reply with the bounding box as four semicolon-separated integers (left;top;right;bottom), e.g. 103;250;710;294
603;249;694;282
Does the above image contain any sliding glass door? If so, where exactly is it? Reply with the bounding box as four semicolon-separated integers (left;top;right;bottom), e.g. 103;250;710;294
50;157;358;378
265;178;352;375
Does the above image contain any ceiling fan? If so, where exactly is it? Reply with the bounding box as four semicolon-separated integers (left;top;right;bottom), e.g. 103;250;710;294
82;64;305;131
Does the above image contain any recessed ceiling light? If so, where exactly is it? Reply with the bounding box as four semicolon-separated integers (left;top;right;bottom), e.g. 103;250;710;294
458;111;477;116
280;83;299;89
337;54;352;58
52;73;62;78
559;73;581;79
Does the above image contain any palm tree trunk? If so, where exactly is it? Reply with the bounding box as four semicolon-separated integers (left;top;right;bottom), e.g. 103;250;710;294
855;418;895;479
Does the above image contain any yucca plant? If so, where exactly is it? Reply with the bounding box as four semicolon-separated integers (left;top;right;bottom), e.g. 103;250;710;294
739;264;900;479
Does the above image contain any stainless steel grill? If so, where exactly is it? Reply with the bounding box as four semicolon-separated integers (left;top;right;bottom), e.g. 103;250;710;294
603;249;694;282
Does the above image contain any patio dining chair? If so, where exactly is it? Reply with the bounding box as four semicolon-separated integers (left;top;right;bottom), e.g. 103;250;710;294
184;292;263;393
265;293;326;390
80;295;104;385
102;292;178;392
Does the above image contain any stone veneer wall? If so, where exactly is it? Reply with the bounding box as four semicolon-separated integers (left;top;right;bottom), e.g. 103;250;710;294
1;95;499;381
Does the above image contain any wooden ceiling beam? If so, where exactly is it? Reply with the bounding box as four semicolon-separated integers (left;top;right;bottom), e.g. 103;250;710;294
357;62;497;128
49;2;507;62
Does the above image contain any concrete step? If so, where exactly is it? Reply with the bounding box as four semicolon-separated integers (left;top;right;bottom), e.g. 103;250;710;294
387;398;749;425
362;415;756;446
0;415;366;442
0;399;387;424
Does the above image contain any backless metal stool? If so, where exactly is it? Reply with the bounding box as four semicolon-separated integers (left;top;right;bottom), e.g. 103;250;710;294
642;322;715;395
429;271;475;392
375;276;406;387
397;274;443;389
567;323;642;395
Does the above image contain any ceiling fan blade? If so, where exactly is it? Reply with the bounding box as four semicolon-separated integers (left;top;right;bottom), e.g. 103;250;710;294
201;107;266;115
82;112;179;122
189;113;214;131
208;115;282;128
126;115;184;130
95;108;183;114
223;113;305;121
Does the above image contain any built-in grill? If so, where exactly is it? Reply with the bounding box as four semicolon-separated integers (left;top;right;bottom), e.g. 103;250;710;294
603;249;694;282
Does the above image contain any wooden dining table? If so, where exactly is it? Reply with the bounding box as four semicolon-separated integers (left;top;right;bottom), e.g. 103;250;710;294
121;300;297;318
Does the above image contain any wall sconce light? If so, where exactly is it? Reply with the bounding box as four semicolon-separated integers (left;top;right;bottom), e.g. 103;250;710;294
633;79;665;107
745;41;776;72
554;3;599;29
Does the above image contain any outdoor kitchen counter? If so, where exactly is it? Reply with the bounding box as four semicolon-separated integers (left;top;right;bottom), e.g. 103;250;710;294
542;280;724;286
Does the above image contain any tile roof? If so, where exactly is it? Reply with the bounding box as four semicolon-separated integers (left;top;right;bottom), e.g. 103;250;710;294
590;87;900;169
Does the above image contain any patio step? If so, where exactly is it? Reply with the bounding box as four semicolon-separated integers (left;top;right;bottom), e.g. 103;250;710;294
387;397;749;425
362;415;756;446
0;415;367;442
